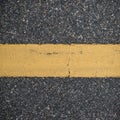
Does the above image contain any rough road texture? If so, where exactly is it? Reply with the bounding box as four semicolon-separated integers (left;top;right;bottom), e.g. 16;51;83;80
0;0;120;44
0;0;120;120
1;78;120;120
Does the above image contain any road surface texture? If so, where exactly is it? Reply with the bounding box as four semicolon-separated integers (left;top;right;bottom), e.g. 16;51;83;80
0;0;120;120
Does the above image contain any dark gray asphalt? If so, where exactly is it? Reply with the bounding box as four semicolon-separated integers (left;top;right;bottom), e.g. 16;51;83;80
0;0;120;44
1;78;120;120
0;0;120;120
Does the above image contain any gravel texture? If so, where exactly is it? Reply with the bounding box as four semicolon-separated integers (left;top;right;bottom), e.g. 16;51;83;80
0;0;120;44
0;78;120;120
0;0;120;120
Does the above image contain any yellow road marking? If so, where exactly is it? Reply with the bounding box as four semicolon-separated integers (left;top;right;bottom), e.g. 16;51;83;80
0;44;120;77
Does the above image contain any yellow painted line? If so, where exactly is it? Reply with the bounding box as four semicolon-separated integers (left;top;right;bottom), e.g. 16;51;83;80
0;44;120;77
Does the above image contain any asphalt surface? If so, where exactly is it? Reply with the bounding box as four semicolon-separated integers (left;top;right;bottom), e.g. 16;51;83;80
0;0;120;44
0;0;120;120
0;78;120;120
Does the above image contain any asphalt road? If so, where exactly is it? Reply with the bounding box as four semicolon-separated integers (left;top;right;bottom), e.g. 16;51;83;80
0;0;120;120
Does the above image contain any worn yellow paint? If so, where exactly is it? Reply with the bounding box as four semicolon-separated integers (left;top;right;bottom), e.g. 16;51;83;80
70;44;120;77
0;44;120;77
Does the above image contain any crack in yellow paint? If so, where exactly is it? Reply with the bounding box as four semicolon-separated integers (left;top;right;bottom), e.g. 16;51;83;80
0;44;120;77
